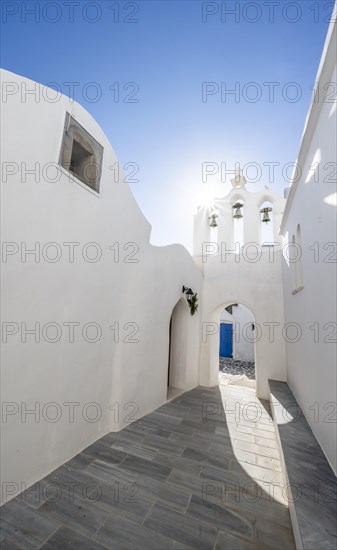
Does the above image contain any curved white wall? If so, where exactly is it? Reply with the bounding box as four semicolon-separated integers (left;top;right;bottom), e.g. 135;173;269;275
0;70;203;503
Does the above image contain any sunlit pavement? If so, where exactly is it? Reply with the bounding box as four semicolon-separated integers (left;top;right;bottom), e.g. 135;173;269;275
0;385;294;549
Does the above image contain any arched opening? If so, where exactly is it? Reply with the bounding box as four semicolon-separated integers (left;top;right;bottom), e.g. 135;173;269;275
167;298;189;400
219;303;256;389
259;200;274;246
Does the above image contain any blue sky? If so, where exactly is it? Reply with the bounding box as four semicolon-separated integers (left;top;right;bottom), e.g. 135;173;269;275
1;0;333;251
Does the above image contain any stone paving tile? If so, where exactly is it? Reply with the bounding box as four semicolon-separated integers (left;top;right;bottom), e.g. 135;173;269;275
86;479;154;524
81;442;127;464
223;427;255;444
232;424;277;440
126;424;173;439
18;479;57;510
235;407;274;424
19;459;124;511
84;458;137;485
194;429;232;447
256;454;282;472
231;446;281;473
136;416;196;436
38;495;108;538
186;494;254;539
216;491;291;529
255;435;280;448
215;530;261;549
144;502;217;549
117;454;172;481
233;438;280;459
226;417;276;433
158;402;192;417
0;498;61;549
167;468;212;497
200;463;260;493
0;539;24;550
152;452;203;476
134;474;191;513
149;426;175;438
255;518;296;550
147;411;184;426
111;439;158;461
48;462;102;487
169;432;213;451
230;447;258;466
40;526;109;549
172;541;194;550
165;422;199;436
208;440;235;457
182;446;230;470
229;459;284;484
65;452;95;471
0;384;295;549
105;427;145;442
93;514;175;550
200;459;288;505
181;418;220;433
141;433;186;455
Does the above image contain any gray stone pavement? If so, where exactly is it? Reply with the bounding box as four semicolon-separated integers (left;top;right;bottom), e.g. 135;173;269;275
0;385;295;549
219;358;255;380
220;359;256;389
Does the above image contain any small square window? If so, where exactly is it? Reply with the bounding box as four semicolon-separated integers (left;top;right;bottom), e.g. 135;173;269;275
59;113;103;193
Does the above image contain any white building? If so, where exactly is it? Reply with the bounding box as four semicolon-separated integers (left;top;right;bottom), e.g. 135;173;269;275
0;13;336;508
280;16;337;474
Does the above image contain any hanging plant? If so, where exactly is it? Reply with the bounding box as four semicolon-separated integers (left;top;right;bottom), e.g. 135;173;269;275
182;286;199;316
188;293;199;316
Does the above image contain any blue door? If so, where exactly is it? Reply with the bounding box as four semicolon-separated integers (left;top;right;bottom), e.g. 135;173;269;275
220;323;233;358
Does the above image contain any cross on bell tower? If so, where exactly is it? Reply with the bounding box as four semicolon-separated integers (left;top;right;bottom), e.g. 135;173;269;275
230;163;246;189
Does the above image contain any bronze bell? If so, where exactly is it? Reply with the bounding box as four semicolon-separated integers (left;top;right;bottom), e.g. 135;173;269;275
260;207;272;223
262;211;271;223
233;203;243;219
209;214;218;227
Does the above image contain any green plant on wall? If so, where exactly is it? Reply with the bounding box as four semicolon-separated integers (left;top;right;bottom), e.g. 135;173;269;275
189;293;198;316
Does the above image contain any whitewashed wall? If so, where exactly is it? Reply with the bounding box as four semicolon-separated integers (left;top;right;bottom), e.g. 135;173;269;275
198;249;287;399
193;187;284;256
194;181;286;398
220;309;234;323
280;18;337;474
232;305;255;362
0;70;203;504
